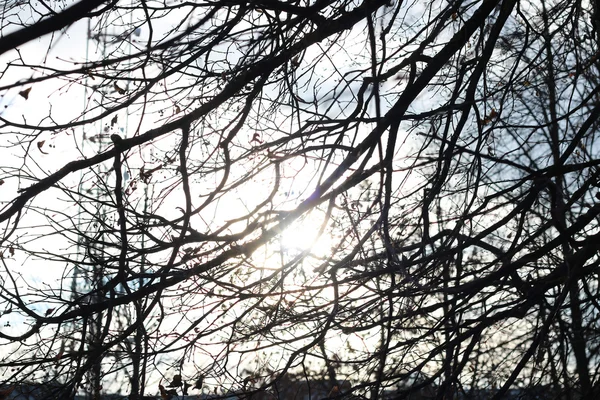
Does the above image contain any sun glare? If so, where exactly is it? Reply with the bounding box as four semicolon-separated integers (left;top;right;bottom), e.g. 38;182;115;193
279;219;332;256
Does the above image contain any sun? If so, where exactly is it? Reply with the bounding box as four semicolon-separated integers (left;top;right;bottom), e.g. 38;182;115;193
278;217;332;257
